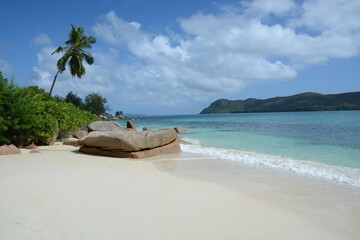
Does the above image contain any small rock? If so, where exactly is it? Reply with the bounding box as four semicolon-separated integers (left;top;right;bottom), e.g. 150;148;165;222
174;127;190;133
142;127;151;131
127;120;136;130
26;143;38;149
0;144;21;155
30;150;41;154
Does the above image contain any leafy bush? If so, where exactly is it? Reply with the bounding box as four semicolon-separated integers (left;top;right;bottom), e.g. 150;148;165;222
26;100;98;144
0;73;36;144
0;73;98;146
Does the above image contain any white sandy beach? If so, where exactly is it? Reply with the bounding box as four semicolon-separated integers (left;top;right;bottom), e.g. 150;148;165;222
0;145;358;240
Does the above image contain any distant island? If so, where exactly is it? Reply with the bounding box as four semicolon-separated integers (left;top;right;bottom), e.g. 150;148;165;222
200;92;360;114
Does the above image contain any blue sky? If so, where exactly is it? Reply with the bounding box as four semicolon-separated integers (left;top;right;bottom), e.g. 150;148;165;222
1;0;359;115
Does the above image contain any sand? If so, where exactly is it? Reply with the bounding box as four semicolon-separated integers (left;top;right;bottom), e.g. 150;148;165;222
0;145;357;240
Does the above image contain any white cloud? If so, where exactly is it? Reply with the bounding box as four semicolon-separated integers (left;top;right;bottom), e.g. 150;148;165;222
30;0;360;114
243;0;296;16
0;59;15;76
31;33;52;47
289;0;360;32
92;11;297;102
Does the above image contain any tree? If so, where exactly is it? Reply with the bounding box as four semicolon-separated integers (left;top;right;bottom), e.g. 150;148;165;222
115;111;123;117
53;95;64;102
49;25;96;97
83;92;108;116
65;91;82;107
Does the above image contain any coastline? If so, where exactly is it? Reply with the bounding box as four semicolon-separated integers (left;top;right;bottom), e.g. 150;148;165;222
153;151;360;238
0;145;359;239
134;111;360;187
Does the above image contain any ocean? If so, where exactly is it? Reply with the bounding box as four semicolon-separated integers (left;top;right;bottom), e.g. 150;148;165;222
126;110;360;187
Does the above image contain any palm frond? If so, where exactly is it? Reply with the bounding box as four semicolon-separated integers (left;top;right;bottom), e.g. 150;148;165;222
78;35;96;49
57;51;71;72
66;24;84;45
88;36;96;44
65;25;75;45
80;50;94;65
79;35;89;48
51;46;68;55
79;64;86;78
69;55;85;78
68;57;76;77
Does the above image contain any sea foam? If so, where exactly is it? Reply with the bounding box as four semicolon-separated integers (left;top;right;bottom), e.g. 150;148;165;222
180;142;360;187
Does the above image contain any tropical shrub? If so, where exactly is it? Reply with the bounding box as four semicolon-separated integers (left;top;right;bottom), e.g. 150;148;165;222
26;100;98;144
0;73;98;146
0;73;37;144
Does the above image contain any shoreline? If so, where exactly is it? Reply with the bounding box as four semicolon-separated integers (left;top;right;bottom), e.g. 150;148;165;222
179;142;360;187
0;146;359;239
153;151;360;238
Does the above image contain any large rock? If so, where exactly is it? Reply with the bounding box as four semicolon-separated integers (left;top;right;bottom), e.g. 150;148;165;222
142;126;151;131
63;137;81;146
88;121;125;132
75;130;88;139
79;139;180;159
78;129;177;152
129;139;180;158
0;144;21;155
178;138;193;145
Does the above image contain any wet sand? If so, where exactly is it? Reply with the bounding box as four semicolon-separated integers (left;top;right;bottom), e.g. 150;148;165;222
153;151;360;239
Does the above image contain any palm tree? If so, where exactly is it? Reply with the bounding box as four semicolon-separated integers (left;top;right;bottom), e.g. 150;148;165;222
49;24;96;97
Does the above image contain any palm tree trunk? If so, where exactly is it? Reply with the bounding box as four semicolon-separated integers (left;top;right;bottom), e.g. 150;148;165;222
49;70;60;98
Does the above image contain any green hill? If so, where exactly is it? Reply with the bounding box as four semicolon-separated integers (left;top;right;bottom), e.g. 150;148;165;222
200;92;360;114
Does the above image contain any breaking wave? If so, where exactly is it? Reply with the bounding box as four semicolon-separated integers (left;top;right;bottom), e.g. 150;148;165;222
180;141;360;187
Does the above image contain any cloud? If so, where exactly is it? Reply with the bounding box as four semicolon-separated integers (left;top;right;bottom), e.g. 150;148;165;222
0;59;15;76
92;11;297;100
31;33;52;47
289;0;360;32
31;0;360;114
243;0;296;16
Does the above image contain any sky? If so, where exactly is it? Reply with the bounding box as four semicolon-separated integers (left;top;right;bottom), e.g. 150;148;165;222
0;0;359;115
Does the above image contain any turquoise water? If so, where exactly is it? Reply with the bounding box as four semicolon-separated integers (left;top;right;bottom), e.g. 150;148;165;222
122;111;360;186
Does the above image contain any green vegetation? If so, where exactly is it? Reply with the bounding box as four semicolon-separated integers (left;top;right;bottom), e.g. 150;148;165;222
0;72;98;146
56;91;109;116
200;92;360;114
65;91;82;108
83;92;108;116
115;111;123;117
50;25;96;97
